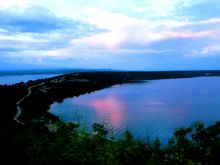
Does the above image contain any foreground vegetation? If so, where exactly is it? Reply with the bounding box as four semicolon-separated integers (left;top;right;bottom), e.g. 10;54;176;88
9;118;220;165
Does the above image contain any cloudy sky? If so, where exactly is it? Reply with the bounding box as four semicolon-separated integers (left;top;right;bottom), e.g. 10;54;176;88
0;0;220;70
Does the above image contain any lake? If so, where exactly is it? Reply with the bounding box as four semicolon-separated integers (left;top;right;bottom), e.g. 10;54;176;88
49;77;220;143
0;74;59;85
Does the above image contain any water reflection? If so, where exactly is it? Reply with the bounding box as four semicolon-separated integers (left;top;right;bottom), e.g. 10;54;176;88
89;94;124;127
50;77;220;143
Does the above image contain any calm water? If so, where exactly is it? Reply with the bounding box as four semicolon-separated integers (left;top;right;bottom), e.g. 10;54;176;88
0;74;59;85
49;77;220;143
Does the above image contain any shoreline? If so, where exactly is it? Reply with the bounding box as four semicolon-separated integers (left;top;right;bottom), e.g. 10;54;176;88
1;70;220;124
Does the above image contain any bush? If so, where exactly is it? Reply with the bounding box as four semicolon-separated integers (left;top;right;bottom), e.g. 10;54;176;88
11;120;220;165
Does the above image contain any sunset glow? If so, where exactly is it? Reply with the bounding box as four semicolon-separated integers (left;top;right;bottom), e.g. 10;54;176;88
0;0;220;70
89;95;124;126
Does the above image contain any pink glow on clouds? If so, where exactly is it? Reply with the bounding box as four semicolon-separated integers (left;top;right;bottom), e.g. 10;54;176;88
165;30;215;39
89;95;124;126
37;12;220;58
71;8;219;51
72;28;216;51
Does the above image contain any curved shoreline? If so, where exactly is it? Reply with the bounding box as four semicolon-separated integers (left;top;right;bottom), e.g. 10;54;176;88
5;71;220;123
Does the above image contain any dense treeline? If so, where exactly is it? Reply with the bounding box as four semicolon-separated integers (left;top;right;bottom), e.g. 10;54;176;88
10;119;220;165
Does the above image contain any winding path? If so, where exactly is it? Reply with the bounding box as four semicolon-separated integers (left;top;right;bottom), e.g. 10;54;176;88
13;82;44;124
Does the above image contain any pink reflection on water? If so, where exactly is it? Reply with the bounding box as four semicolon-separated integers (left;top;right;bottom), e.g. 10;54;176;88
89;95;124;126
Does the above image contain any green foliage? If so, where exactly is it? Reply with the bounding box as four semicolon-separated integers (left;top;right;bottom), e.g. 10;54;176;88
12;120;220;165
93;123;108;137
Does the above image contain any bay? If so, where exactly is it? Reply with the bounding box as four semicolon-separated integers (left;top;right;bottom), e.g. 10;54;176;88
49;77;220;143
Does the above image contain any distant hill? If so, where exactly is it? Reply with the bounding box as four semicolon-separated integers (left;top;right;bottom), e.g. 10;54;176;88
0;68;116;76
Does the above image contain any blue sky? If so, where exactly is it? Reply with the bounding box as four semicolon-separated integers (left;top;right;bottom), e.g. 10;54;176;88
0;0;220;70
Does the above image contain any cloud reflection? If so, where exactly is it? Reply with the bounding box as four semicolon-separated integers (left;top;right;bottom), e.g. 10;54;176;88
89;95;124;126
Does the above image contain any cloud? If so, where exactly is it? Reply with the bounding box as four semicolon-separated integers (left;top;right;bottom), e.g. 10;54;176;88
0;5;107;62
187;45;220;57
0;6;106;34
0;0;28;9
164;30;214;39
1;0;220;70
70;8;219;52
176;0;220;20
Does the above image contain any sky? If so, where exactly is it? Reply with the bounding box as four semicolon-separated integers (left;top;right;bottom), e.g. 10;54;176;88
0;0;220;71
